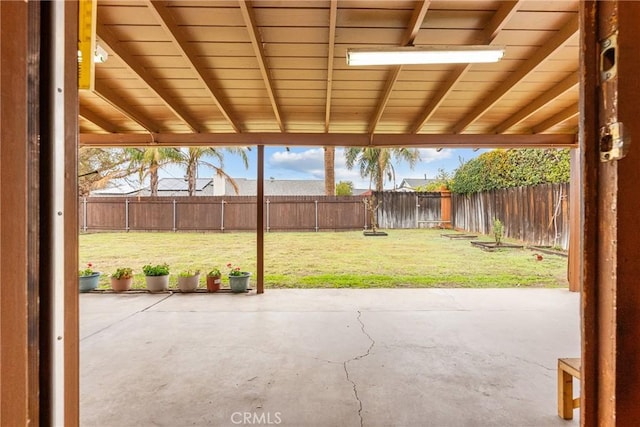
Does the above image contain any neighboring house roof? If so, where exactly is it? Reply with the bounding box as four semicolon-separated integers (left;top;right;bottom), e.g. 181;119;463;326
90;183;141;196
219;178;325;196
156;178;211;192
398;178;434;190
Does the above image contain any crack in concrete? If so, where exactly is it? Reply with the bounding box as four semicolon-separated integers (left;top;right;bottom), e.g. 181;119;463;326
81;294;173;341
343;311;375;427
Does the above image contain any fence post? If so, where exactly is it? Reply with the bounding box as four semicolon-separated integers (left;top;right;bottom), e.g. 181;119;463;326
83;196;87;232
266;199;270;232
415;195;419;228
172;199;177;232
363;199;368;230
221;200;225;231
314;200;319;232
125;198;129;232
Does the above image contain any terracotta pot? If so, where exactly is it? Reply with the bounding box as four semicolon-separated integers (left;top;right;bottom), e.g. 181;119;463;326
110;277;132;292
177;273;200;292
206;275;221;292
145;275;169;292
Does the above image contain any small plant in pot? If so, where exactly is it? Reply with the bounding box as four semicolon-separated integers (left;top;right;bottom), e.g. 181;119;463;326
110;267;134;292
79;262;100;293
142;263;170;293
226;263;251;293
177;269;200;293
206;267;222;293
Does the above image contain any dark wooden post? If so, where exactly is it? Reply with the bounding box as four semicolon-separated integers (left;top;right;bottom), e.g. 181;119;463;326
582;1;640;424
256;145;264;294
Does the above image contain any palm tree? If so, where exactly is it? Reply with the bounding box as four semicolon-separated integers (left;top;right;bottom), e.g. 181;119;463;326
175;147;249;196
323;147;335;196
344;147;420;192
125;147;182;196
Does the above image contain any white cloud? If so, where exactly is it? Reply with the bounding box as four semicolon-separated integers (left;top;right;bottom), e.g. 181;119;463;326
269;148;325;178
418;148;454;164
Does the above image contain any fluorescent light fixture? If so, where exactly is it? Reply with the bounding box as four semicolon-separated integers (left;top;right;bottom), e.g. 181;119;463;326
346;46;505;66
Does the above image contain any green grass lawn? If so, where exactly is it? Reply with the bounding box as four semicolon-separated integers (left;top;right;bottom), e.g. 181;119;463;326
79;229;568;289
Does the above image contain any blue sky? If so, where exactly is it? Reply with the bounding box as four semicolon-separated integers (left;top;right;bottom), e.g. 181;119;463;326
159;147;488;191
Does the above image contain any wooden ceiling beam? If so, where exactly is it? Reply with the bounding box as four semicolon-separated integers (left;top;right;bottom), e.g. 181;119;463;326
79;105;119;133
452;14;579;134
324;0;337;133
96;24;203;133
239;0;285;132
147;1;241;133
79;132;577;148
494;71;579;134
93;81;162;133
368;0;431;134
411;1;521;134
532;103;579;134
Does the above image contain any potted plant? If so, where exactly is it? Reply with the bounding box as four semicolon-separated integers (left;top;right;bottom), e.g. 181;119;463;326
177;269;200;293
226;263;250;293
142;263;170;292
79;262;100;293
110;267;134;292
206;268;222;292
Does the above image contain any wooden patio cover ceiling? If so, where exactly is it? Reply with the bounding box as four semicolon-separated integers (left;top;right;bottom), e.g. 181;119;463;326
79;0;579;148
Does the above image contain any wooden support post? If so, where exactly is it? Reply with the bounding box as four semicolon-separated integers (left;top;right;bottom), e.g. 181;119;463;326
567;148;581;292
1;2;31;423
256;145;264;294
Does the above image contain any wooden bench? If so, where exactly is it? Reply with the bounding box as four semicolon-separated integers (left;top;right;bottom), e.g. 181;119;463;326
558;358;581;420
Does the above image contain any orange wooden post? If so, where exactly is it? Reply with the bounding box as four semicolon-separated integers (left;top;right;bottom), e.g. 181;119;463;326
440;187;452;229
567;148;581;292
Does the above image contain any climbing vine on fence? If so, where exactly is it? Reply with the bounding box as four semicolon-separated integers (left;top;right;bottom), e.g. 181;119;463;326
450;149;570;194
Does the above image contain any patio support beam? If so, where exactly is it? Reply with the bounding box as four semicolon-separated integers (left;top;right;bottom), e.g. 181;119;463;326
494;71;579;134
146;1;241;133
239;1;285;132
79;106;118;133
79;132;577;148
93;81;162;133
368;0;430;133
452;14;579;134
96;23;202;132
324;0;337;132
532;103;579;134
256;145;264;294
410;1;520;134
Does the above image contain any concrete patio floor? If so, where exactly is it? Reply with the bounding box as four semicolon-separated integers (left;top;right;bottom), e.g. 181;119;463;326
80;289;580;427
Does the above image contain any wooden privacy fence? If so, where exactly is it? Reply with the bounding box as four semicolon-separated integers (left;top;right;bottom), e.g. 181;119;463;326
451;183;570;249
373;191;445;229
80;185;570;249
80;196;369;232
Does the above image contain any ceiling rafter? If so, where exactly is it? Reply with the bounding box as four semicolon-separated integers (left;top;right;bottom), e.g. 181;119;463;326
452;13;579;134
324;0;338;133
239;0;284;132
79;105;119;133
368;0;431;134
147;1;241;133
494;71;579;134
97;23;202;133
93;81;162;133
532;103;579;134
79;132;576;148
411;1;521;134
